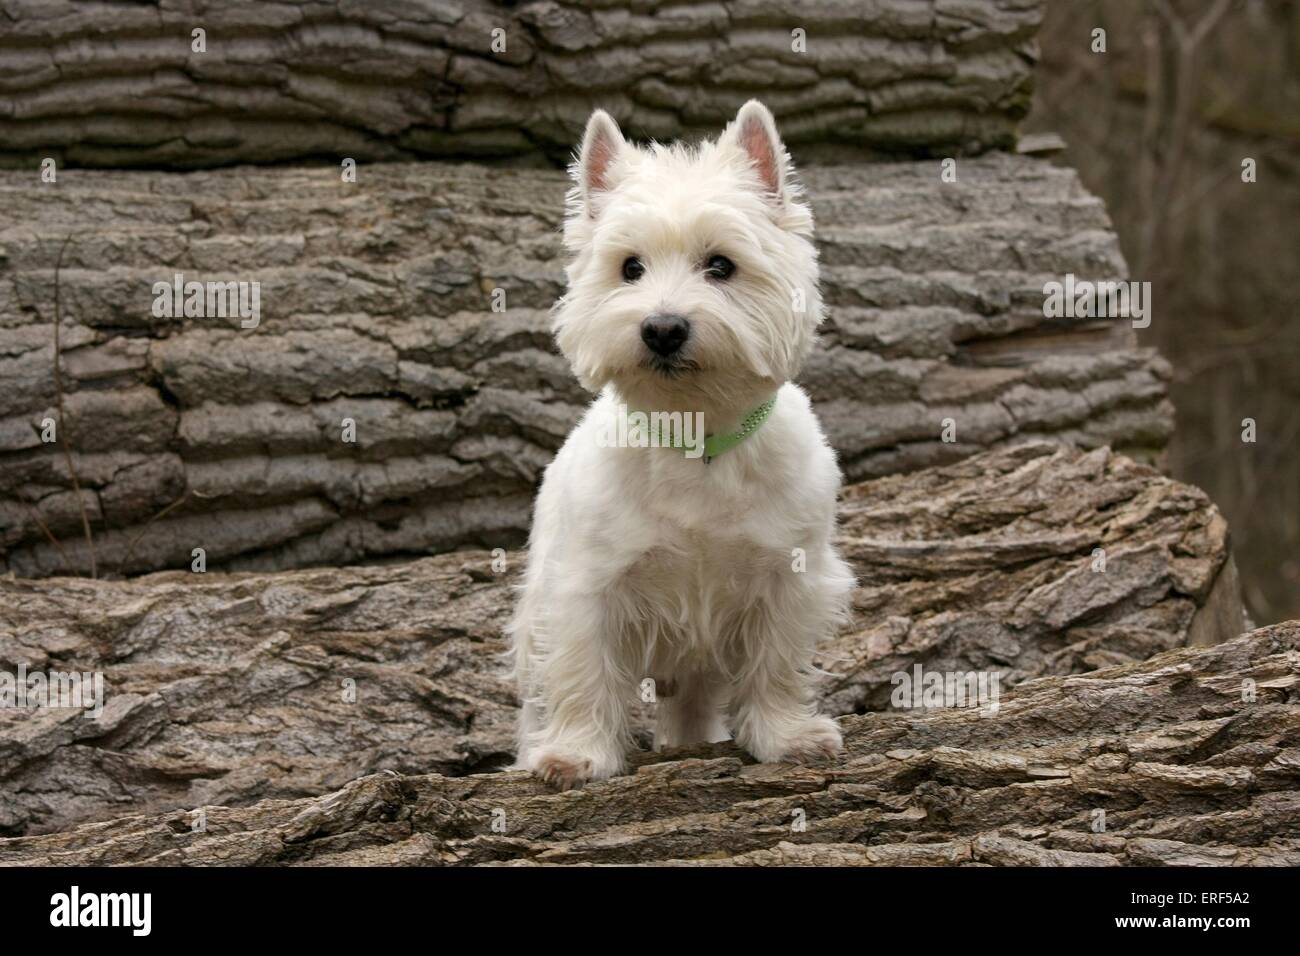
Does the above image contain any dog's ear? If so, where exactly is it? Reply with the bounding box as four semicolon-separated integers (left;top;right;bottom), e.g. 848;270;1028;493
575;109;627;216
721;100;790;204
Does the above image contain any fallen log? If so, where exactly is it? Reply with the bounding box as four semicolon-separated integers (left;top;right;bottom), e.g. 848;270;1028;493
2;619;1292;866
0;444;1240;837
0;0;1043;168
0;154;1173;576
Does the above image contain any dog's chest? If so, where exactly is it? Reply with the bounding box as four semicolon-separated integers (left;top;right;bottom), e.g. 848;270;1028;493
620;526;782;643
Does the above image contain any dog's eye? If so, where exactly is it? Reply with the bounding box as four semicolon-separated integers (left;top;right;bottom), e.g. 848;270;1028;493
621;257;645;282
704;255;735;280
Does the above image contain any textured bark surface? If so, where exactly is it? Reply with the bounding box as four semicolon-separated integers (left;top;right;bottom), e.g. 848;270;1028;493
0;444;1241;838
0;0;1042;169
2;620;1292;867
0;155;1173;577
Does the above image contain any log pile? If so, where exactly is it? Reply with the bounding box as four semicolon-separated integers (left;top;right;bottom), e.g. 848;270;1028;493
0;444;1241;842
3;619;1291;866
0;155;1173;577
0;0;1043;168
3;0;1276;871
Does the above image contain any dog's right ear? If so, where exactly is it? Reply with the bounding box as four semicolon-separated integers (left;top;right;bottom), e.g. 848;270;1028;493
575;110;626;216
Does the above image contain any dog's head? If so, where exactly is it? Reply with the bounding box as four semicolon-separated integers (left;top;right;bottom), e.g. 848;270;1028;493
553;101;822;410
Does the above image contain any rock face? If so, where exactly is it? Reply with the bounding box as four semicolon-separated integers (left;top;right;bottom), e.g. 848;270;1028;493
2;620;1292;867
0;0;1043;169
0;155;1172;577
0;444;1241;839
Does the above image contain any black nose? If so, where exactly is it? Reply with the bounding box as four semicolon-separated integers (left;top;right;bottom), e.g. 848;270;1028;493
640;313;690;357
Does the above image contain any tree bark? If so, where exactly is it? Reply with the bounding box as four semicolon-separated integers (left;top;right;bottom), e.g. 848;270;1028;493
2;618;1290;866
0;155;1173;577
0;444;1240;840
0;0;1043;169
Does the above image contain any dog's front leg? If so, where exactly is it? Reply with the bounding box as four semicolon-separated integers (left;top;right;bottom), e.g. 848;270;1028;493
727;602;843;766
525;600;635;790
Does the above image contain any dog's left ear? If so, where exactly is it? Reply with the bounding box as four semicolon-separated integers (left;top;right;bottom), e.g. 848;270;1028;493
721;100;791;204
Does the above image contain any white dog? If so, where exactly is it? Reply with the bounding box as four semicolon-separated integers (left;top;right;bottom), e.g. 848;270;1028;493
509;100;854;789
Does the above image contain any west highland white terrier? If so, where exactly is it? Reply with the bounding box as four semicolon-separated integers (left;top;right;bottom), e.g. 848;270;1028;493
509;100;854;789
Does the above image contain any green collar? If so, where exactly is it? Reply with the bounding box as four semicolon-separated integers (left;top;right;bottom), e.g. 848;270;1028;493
701;396;777;463
648;395;777;464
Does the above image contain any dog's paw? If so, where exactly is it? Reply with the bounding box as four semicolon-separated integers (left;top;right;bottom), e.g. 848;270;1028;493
776;716;843;765
531;749;595;790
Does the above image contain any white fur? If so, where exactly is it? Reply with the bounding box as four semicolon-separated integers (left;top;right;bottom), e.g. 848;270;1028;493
509;101;854;789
